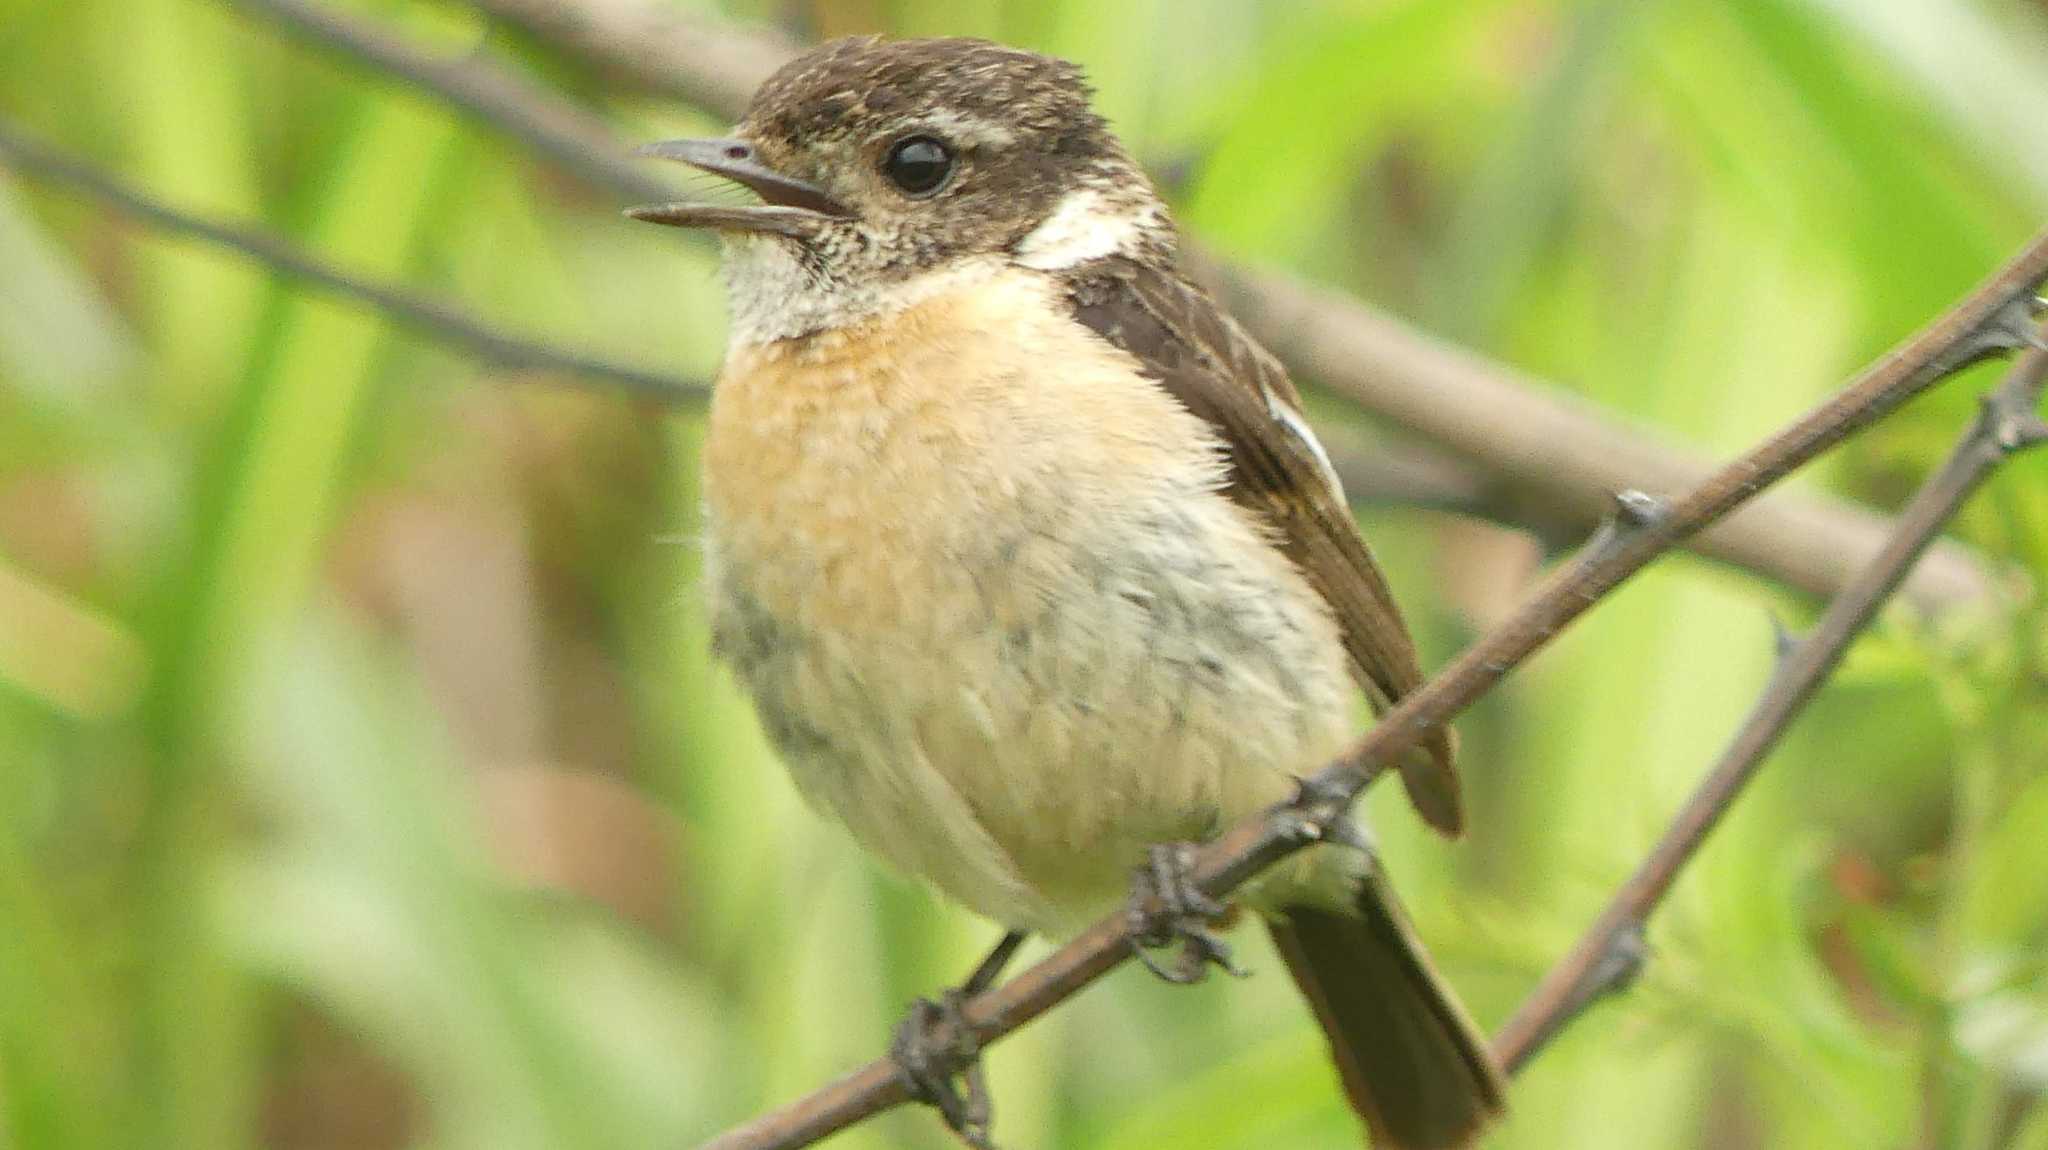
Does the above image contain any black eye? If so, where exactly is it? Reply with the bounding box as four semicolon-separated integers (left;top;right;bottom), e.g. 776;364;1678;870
882;135;954;196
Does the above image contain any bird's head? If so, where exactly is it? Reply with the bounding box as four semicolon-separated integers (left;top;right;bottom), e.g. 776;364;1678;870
631;36;1173;343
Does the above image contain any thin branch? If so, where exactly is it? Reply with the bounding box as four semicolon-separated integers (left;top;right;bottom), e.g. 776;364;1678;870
0;119;697;402
1490;333;2048;1075
693;235;2048;1150
223;0;676;203
462;0;798;116
242;0;2000;610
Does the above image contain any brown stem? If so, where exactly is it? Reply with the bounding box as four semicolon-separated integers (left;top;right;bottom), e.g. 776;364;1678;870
464;0;796;115
0;119;695;401
231;0;2001;609
1491;336;2048;1075
224;0;675;203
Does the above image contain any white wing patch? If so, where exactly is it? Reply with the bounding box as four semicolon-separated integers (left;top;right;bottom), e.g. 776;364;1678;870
1261;382;1347;502
1014;189;1155;270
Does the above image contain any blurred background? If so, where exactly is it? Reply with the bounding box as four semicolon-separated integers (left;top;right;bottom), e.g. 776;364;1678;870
3;0;2048;1147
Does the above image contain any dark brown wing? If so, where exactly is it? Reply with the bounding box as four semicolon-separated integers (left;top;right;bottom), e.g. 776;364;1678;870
1065;257;1463;835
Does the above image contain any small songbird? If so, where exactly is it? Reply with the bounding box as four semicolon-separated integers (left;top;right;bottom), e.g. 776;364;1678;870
631;36;1505;1149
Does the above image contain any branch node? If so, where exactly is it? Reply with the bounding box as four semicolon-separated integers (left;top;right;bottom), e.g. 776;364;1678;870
1613;488;1669;529
1586;923;1649;1002
1936;296;2046;376
1285;772;1359;840
1321;816;1378;856
1987;398;2048;455
1767;612;1802;663
1579;489;1670;563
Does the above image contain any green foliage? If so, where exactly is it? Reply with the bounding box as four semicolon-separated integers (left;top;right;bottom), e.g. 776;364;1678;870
1;1;2046;1147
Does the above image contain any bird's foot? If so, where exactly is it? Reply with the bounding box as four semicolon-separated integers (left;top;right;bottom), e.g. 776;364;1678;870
1126;842;1246;984
891;989;994;1149
889;931;1022;1149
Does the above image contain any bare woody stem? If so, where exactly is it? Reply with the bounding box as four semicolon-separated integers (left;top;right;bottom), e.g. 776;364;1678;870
0;119;695;401
1491;333;2048;1075
223;0;676;203
223;0;1999;609
465;0;800;114
695;236;2048;1150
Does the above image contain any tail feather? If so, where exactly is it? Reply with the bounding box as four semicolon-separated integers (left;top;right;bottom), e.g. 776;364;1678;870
1268;874;1504;1148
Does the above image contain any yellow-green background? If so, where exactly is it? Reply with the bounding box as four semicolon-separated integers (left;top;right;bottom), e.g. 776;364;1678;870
4;0;2048;1147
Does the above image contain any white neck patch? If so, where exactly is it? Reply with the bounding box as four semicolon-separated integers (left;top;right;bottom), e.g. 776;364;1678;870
720;237;1004;348
1012;188;1157;270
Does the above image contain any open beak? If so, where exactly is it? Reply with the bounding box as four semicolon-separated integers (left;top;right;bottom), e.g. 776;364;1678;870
626;138;850;238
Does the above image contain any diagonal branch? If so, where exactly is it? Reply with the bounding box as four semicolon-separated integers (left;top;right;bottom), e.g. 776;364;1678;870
464;0;800;115
1491;331;2048;1075
224;0;676;203
231;0;2000;609
693;236;2048;1150
0;119;697;401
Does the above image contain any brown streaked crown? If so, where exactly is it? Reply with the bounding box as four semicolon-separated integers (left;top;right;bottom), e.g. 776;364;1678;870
739;37;1169;274
747;37;1100;150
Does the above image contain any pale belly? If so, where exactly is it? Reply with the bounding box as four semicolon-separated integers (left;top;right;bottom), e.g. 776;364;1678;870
701;268;1359;933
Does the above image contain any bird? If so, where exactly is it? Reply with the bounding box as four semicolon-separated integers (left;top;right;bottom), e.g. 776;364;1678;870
629;35;1505;1149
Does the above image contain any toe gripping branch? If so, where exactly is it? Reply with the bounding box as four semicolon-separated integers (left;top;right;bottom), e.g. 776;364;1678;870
889;931;1023;1150
1127;843;1249;984
891;991;994;1149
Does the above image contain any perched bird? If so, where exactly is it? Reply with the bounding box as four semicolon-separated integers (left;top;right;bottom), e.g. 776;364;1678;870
631;36;1505;1148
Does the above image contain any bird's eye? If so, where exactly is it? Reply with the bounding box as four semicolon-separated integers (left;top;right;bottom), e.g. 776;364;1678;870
882;135;954;196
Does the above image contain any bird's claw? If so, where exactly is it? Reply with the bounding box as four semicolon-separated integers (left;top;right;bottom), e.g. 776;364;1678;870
1126;842;1245;984
890;990;995;1149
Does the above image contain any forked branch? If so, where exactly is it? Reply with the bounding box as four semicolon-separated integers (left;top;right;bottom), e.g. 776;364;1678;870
1492;332;2048;1075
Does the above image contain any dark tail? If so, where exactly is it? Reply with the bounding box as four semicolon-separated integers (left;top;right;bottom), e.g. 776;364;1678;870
1267;873;1505;1148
